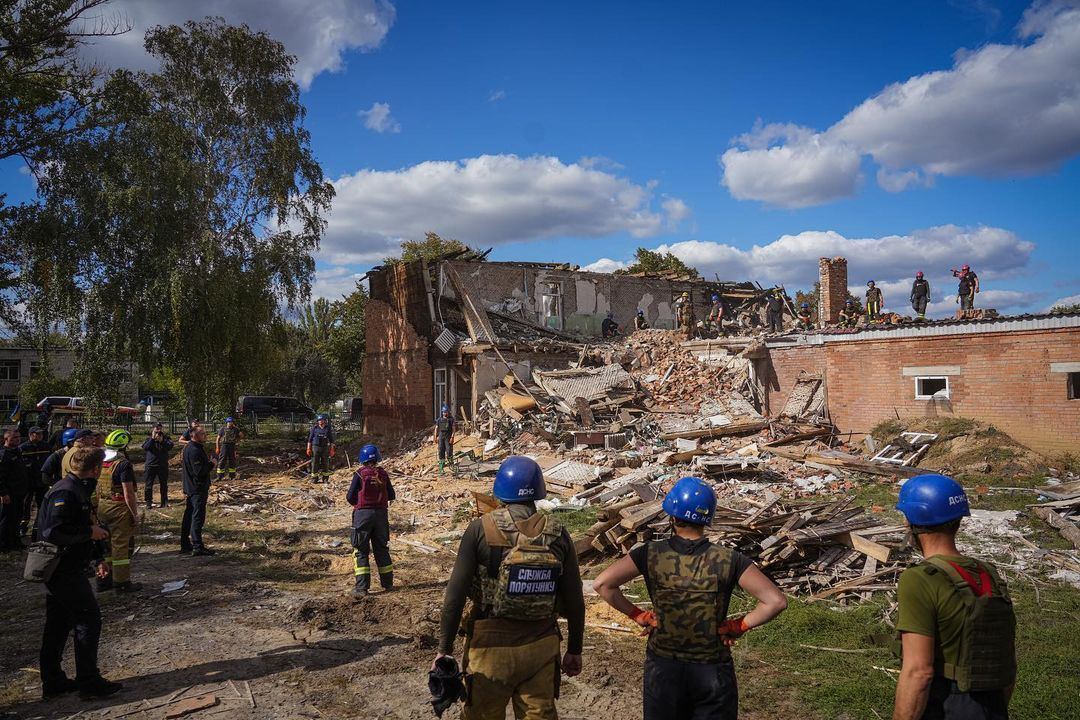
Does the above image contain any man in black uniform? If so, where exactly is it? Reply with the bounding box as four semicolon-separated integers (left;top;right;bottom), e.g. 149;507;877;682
436;456;585;719
910;271;931;320
433;404;455;475
181;426;214;556
765;290;785;333
601;312;620;338
20;426;51;539
306;414;335;484
38;445;122;700
0;428;28;551
40;427;79;492
141;423;174;508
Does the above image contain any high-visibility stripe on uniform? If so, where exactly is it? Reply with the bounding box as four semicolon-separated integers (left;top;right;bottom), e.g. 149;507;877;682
378;564;393;574
111;558;131;566
355;566;371;576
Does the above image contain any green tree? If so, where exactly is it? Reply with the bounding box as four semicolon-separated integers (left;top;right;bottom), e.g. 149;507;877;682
327;283;367;393
617;248;701;279
20;18;334;415
385;232;480;264
297;297;339;349
1050;303;1080;314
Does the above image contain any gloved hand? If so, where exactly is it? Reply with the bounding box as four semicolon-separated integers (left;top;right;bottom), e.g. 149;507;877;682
717;617;750;646
305;447;312;458
629;607;658;636
330;446;336;458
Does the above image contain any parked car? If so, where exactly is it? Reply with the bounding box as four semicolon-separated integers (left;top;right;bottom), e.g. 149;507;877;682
36;396;138;416
340;396;363;421
236;395;316;421
138;392;179;421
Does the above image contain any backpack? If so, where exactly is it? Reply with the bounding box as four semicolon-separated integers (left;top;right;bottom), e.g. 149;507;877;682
922;556;1017;692
479;508;563;622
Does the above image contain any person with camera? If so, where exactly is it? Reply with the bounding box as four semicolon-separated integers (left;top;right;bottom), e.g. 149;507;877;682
141;423;174;508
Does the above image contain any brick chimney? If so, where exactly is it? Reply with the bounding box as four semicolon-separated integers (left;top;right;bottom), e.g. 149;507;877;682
818;257;848;327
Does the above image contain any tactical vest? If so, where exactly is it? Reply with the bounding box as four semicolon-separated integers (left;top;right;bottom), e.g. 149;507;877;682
220;426;240;444
96;453;127;502
60;448;73;477
920;557;1017;692
478;508;563;622
646;540;735;663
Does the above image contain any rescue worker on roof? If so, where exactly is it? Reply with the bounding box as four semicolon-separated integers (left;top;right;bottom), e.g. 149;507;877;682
95;430;141;593
893;474;1017;720
593;476;787;720
601;311;620;338
951;264;980;310
20;426;51;540
433;404;455;475
437;455;585;720
765;290;785;333
796;302;814;331
346;444;395;597
866;280;884;322
633;309;650;331
910;271;932;321
215;416;242;482
306;413;335;484
838;298;860;328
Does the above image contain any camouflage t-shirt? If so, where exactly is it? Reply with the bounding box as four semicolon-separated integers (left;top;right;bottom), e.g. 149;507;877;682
218;426;241;444
630;536;753;586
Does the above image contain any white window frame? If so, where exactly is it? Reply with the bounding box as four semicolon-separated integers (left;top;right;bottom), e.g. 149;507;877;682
914;376;950;400
434;367;448;419
0;359;19;381
541;283;563;330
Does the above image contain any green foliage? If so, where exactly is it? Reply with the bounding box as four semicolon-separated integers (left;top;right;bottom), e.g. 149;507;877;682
617;247;700;279
386;232;477;265
870;419;905;441
265;324;343;408
15;357;71;409
1050;303;1080;314
297;297;338;350
14;18;333;413
327;283;367;393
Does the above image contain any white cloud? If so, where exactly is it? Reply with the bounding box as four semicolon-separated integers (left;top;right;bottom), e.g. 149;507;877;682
1047;293;1080;310
320;154;687;264
581;258;628;274
488;89;507;102
661;197;691;229
311;265;365;300
358;102;400;133
720;124;862;208
589;225;1038;317
84;0;395;89
722;1;1080;205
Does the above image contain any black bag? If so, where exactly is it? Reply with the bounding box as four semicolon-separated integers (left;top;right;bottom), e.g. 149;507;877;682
24;541;63;583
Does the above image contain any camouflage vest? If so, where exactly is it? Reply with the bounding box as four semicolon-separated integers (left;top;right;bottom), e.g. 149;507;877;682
478;508;563;622
647;539;735;663
220;426;240;444
921;557;1017;692
95;452;127;504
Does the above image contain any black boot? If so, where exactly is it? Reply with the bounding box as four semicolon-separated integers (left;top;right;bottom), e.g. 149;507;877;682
352;575;369;598
96;574;113;593
78;676;122;700
42;676;78;699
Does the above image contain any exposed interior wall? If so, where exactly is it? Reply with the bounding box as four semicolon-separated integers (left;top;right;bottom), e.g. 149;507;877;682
361;299;433;436
764;327;1080;455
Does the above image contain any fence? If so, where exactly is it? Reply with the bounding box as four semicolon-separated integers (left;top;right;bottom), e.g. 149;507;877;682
42;411;363;441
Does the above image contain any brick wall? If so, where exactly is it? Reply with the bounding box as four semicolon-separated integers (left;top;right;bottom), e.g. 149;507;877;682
818;257;848;327
764;327;1080;455
361;299;433;436
757;345;827;417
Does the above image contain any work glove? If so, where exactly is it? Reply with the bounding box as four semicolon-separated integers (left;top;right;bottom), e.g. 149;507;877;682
428;655;467;717
717;617;750;646
305;447;312;458
330;447;336;458
629;607;658;636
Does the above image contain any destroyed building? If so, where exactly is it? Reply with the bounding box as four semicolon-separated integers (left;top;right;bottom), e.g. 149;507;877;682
363;254;1080;455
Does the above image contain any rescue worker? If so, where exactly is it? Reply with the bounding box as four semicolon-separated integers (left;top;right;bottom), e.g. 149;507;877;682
838;298;860;328
19;426;51;539
40;427;79;491
866;280;884;322
306;413;336;484
95;430;141;593
765;290;785;333
60;429;101;478
0;428;28;552
180;426;214;556
593;477;787;720
433;404;456;474
346;444;395;597
37;446;122;700
675;291;696;339
436;455;585;720
599;311;618;338
48;416;79;451
893;474;1016;720
707;294;726;333
910;272;931;320
141;423;174;508
796;302;814;330
215;416;242;481
634;309;650;330
951;265;979;310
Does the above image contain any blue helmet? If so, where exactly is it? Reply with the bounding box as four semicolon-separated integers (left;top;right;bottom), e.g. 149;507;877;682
712;294;719;302
61;427;79;447
316;413;328;421
636;309;644;316
441;403;450;415
662;476;716;526
896;474;970;526
492;456;546;502
800;302;810;309
225;416;235;423
358;444;381;464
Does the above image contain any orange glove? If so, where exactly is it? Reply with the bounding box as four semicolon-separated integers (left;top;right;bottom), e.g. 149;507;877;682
717;617;750;646
629;607;658;636
330;446;336;458
305;447;312;457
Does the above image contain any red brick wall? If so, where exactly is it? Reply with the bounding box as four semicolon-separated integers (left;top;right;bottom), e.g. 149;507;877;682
819;257;848;327
764;327;1080;455
758;345;827;417
362;299;433;436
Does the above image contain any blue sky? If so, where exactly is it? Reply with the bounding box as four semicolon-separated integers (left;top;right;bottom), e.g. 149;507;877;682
4;0;1079;316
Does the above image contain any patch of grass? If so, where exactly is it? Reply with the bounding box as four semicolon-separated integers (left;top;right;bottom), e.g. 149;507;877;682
1049;452;1080;474
870;419;905;442
547;506;598;535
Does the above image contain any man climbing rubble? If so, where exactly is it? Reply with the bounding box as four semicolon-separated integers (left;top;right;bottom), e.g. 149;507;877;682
893;474;1016;720
306;413;335;484
593;476;787;720
910;271;931;320
601;311;620;338
707;294;726;334
433;404;455;474
436;455;585;720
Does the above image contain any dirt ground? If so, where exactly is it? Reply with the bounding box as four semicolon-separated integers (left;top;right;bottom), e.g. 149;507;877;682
2;442;809;720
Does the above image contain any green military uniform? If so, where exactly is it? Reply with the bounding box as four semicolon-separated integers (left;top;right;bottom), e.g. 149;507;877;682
838;305;859;328
96;451;137;585
897;555;1016;719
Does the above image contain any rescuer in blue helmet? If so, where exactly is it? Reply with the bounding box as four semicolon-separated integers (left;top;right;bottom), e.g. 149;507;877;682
433;404;455;475
306;413;336;484
345;444;395;597
215;416;242;482
436;455;585;719
892;474;1016;720
594;476;787;720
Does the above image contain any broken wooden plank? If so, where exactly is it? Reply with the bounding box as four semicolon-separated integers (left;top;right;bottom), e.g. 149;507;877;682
1032;507;1080;550
165;694;219;719
840;532;893;563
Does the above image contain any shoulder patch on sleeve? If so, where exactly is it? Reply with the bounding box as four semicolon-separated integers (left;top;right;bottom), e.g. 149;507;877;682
53;500;65;506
